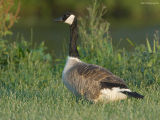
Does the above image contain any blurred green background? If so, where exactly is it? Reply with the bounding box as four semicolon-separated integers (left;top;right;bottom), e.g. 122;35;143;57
11;0;160;58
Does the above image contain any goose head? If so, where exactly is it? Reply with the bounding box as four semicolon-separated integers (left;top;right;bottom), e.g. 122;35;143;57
55;12;76;25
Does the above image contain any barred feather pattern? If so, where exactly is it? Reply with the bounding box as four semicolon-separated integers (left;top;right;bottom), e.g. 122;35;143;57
62;57;130;101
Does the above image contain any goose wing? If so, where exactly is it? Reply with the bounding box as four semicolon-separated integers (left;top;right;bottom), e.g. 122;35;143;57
77;63;128;89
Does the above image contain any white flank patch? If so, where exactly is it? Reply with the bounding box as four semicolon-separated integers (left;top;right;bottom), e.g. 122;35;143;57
98;87;131;102
65;15;75;25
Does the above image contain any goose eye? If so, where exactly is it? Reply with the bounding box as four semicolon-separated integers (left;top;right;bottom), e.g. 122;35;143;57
63;14;68;20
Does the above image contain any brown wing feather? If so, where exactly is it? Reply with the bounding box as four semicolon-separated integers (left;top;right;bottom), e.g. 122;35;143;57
77;63;128;89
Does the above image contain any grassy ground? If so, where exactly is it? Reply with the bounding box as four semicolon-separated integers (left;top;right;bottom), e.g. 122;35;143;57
0;1;160;120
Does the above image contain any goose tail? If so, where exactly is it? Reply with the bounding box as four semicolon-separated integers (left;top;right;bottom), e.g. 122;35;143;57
121;91;144;99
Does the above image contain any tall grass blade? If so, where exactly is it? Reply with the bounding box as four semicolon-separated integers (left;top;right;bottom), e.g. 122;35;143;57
146;38;152;53
153;39;156;53
127;38;135;47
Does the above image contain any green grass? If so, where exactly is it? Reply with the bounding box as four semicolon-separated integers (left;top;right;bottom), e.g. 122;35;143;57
0;1;160;120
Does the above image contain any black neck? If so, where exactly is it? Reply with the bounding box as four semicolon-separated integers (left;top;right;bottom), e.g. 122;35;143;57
69;18;79;58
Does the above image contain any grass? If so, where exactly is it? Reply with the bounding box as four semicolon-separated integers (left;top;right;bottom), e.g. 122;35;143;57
0;1;160;120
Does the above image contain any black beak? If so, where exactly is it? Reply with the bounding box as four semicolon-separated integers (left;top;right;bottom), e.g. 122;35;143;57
54;17;63;22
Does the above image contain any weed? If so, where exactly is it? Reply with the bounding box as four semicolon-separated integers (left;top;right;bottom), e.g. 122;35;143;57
0;1;160;120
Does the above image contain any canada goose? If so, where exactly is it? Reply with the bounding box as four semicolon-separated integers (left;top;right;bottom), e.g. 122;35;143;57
55;13;144;102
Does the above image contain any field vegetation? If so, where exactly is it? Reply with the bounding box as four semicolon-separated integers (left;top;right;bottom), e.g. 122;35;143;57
0;1;160;120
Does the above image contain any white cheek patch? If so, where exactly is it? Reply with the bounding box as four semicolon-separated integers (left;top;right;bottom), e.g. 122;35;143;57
65;15;75;25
